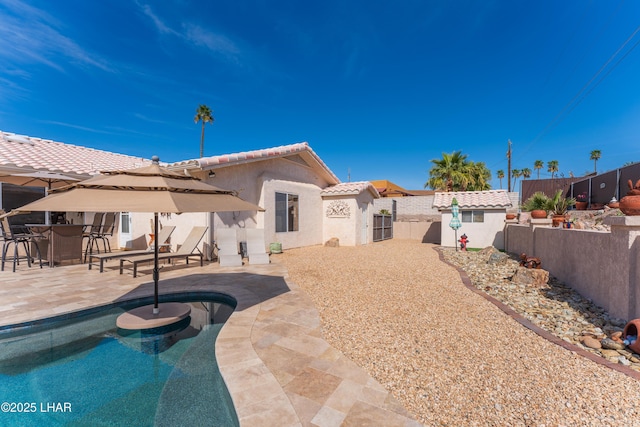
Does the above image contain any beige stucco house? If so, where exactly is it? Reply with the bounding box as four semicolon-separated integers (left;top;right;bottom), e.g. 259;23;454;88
433;190;512;250
0;131;380;257
152;143;380;256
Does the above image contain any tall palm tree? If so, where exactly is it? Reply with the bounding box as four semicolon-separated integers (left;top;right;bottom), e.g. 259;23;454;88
547;160;559;179
522;168;531;180
467;161;491;191
511;168;521;189
194;104;215;158
425;151;469;192
497;170;505;189
534;160;544;179
590;150;601;174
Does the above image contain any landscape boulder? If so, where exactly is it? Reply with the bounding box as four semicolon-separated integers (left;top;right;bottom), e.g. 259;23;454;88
325;237;340;247
511;266;549;287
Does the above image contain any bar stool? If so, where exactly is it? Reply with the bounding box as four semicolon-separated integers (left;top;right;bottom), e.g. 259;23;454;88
1;217;43;272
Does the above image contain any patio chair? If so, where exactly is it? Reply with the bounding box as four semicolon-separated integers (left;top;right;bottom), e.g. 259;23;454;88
83;212;104;262
119;226;208;277
216;228;242;267
88;225;176;272
93;212;116;253
246;228;270;265
1;217;43;272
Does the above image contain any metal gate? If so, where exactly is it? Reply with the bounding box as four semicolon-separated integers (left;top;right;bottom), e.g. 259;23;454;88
373;214;393;242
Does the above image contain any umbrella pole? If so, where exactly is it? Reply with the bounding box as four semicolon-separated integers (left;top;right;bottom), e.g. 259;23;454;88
153;212;159;314
455;229;458;252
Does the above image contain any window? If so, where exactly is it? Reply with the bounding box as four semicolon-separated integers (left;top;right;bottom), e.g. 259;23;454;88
461;210;484;223
275;192;299;232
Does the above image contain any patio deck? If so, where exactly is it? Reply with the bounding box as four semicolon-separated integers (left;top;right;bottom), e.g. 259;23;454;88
0;256;421;426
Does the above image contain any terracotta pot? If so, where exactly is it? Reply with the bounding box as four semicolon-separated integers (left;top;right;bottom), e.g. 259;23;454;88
530;210;547;219
608;202;620;209
551;214;566;227
575;201;587;210
619;195;640;215
623;319;640;353
506;213;516;220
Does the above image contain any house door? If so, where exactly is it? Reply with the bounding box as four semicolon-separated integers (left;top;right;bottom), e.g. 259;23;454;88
119;212;132;249
361;204;368;244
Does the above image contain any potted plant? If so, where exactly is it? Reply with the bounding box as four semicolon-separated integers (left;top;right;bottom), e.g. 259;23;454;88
521;191;551;219
549;190;576;226
575;192;588;210
619;180;640;215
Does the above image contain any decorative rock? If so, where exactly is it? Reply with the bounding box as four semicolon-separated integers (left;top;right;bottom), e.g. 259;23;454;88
618;356;632;366
487;252;509;265
511;267;549;287
601;349;621;358
581;336;602;349
325;237;339;247
601;338;625;350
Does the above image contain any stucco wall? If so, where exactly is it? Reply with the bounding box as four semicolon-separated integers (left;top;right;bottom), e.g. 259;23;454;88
504;217;640;321
322;191;375;246
125;156;332;253
393;221;441;243
441;209;507;249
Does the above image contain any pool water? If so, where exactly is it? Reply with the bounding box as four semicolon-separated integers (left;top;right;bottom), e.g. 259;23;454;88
0;297;239;427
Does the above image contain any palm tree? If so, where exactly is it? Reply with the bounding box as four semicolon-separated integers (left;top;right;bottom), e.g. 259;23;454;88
590;150;601;174
194;104;215;158
534;160;543;179
467;161;491;191
522;168;531;180
425;151;469;192
497;170;505;189
547;160;559;179
511;168;521;189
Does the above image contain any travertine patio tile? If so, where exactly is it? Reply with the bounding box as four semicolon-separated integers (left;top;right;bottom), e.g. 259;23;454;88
0;258;420;426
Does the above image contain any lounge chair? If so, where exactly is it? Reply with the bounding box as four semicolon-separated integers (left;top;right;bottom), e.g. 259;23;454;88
246;228;270;265
88;225;176;272
216;228;242;267
119;226;208;277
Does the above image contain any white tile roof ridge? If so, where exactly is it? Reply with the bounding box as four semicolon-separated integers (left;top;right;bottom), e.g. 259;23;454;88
432;189;512;209
321;181;380;198
174;141;340;183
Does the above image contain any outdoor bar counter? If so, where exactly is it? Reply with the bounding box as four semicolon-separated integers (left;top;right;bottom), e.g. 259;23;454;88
28;224;84;267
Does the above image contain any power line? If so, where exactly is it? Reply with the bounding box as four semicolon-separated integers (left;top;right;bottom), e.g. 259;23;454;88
517;23;640;162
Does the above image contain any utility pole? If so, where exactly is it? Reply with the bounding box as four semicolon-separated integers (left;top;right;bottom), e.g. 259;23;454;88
507;139;512;192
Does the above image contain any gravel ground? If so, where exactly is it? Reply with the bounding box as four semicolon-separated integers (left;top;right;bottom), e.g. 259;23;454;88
278;240;640;427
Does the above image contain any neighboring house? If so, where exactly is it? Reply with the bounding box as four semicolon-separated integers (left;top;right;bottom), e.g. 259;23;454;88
433;190;512;250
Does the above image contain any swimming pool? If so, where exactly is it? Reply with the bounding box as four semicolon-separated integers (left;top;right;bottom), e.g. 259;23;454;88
0;293;239;426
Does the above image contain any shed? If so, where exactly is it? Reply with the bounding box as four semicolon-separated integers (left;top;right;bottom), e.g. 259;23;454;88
433;190;512;250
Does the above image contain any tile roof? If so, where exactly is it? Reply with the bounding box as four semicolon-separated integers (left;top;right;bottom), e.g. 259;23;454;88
171;142;340;184
432;190;512;209
321;181;380;198
0;131;151;176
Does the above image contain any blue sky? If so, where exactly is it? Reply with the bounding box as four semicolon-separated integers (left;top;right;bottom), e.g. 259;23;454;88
1;1;639;191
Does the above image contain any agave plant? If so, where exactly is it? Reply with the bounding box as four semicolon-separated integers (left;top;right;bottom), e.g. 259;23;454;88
548;190;576;215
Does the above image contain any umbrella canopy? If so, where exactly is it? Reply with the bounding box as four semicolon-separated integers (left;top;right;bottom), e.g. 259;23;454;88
449;197;462;252
449;197;462;230
0;170;81;189
13;156;264;315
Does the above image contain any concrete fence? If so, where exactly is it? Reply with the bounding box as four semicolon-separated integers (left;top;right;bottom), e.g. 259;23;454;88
504;216;640;321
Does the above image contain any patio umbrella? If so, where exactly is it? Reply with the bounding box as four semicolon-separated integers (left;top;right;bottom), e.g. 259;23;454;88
449;197;462;251
0;170;81;189
12;156;264;316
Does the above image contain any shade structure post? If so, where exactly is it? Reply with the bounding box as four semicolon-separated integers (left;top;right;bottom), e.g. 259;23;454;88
153;212;159;314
